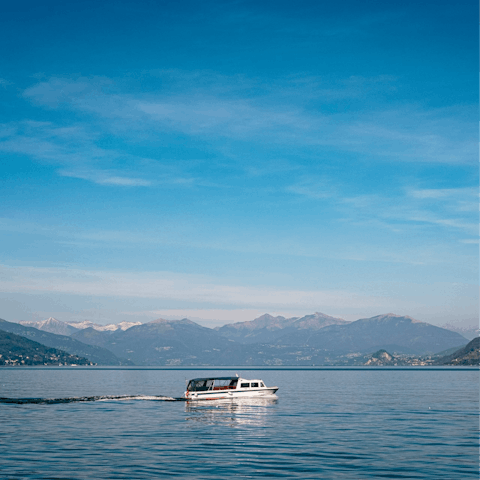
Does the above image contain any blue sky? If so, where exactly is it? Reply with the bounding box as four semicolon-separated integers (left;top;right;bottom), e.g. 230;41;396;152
0;0;478;327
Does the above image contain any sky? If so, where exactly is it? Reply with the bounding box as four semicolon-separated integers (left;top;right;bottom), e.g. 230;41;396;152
0;0;478;328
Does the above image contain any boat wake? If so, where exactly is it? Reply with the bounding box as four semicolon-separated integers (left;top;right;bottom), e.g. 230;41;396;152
0;395;186;405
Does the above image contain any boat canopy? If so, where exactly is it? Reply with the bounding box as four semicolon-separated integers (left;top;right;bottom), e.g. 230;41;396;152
189;376;238;382
187;377;238;392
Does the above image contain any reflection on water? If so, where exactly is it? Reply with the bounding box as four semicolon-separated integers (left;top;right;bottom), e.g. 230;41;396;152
185;396;278;427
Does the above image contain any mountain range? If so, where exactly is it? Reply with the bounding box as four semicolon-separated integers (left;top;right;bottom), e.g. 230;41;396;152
18;317;142;335
1;312;471;366
215;312;349;344
273;313;467;354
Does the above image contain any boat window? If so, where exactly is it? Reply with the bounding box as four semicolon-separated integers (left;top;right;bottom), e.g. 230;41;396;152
241;383;250;388
260;382;265;387
192;380;209;391
251;382;258;388
214;379;230;388
229;379;238;388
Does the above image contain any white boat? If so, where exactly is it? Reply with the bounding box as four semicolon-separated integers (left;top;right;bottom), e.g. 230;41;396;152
184;375;278;401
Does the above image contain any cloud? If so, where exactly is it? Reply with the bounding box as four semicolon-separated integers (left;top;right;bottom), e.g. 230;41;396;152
347;187;478;236
242;159;301;178
409;188;461;200
0;264;388;310
286;182;478;237
1;264;476;327
0;121;197;188
23;76;114;109
404;213;476;233
0;121;108;165
285;176;335;199
58;169;153;187
407;187;478;212
24;76;315;140
20;74;477;164
339;106;477;164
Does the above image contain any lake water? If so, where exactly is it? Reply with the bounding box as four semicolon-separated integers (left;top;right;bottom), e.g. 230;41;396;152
0;367;478;479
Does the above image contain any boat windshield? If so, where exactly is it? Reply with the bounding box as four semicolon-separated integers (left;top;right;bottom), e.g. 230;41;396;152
187;380;212;391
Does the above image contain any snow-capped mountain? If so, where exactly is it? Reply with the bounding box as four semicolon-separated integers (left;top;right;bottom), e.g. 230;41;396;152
89;321;143;332
18;317;142;335
19;317;79;336
441;323;479;341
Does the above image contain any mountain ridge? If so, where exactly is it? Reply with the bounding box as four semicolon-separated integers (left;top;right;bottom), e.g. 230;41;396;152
0;319;132;365
0;330;93;366
3;313;471;366
216;311;349;344
18;317;142;334
434;337;479;365
274;313;468;355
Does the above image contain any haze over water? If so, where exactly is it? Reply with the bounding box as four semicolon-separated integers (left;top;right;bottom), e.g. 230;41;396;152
1;368;478;479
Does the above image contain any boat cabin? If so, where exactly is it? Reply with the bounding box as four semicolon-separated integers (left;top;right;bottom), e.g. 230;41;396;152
186;376;266;392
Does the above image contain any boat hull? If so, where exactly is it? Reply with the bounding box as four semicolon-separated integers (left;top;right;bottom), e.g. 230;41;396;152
185;387;278;401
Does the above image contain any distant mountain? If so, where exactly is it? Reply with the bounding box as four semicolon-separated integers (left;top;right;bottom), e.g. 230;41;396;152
441;323;479;341
68;312;470;365
67;320;142;332
71;318;242;366
17;317;142;334
0;319;132;365
275;313;469;355
70;327;112;347
293;312;350;330
19;317;79;336
215;314;294;343
0;330;92;366
216;312;348;344
434;337;479;366
5;312;471;366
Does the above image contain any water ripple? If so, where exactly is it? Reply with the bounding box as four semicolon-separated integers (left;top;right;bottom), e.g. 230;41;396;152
0;394;184;404
0;368;478;479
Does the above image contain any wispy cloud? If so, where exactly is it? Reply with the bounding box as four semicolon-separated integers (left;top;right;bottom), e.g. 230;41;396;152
285;176;335;199
23;76;114;109
460;239;479;245
1;215;475;270
20;73;477;164
0;120;198;188
0;121;109;165
58;169;153;187
1;264;477;326
0;264;389;310
407;187;478;212
286;181;478;237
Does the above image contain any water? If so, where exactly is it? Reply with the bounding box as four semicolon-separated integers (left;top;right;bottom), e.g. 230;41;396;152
0;368;478;479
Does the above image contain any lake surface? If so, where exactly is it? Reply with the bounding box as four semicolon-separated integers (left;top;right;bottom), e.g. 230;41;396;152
0;368;478;479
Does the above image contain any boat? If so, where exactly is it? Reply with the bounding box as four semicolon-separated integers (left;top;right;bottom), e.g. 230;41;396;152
184;375;278;401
